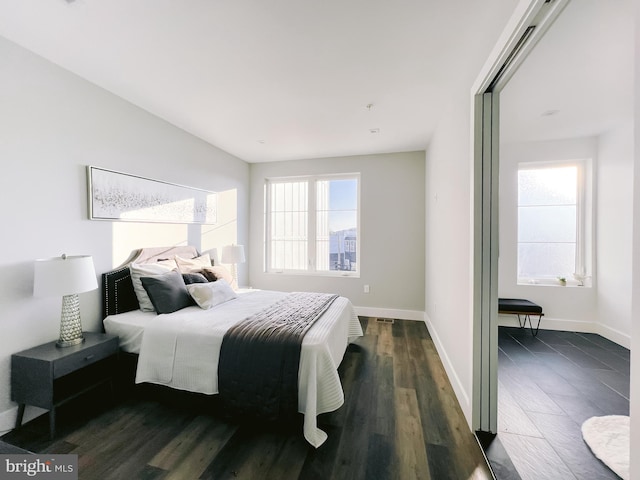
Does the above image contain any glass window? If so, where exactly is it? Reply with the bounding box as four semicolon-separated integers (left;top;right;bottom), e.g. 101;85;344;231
265;175;359;275
517;162;590;283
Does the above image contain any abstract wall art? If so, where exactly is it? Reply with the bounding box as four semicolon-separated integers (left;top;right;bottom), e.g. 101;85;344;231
87;166;217;224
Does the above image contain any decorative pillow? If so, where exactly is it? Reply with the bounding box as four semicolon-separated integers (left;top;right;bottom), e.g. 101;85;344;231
140;270;194;314
200;265;237;289
156;258;179;270
181;272;209;285
129;262;176;312
198;269;218;282
187;280;237;310
175;254;211;273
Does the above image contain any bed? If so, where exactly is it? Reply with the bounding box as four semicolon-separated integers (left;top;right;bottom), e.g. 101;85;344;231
102;246;363;447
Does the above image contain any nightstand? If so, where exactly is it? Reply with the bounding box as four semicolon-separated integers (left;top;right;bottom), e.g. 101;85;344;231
11;332;118;439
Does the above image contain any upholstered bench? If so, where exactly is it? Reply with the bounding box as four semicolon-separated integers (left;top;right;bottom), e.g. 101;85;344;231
498;298;544;336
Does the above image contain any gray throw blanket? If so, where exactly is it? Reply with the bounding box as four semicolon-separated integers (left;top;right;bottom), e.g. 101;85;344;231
218;292;339;421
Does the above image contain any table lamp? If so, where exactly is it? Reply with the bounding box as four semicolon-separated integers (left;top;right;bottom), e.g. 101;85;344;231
34;254;98;347
221;244;245;285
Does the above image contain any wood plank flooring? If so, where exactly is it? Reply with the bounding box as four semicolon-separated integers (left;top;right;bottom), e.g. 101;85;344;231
497;326;629;480
1;318;493;480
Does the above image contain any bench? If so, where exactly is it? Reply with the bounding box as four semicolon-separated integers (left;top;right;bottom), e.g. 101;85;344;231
498;298;544;336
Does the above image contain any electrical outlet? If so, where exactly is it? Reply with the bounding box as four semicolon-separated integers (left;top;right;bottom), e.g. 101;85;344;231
363;284;370;294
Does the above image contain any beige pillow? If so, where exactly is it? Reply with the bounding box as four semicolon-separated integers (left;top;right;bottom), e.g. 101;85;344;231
156;258;178;270
187;280;237;309
129;262;175;312
201;265;237;290
174;253;211;273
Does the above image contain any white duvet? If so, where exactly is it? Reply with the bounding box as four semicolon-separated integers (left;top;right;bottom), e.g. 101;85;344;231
104;290;363;447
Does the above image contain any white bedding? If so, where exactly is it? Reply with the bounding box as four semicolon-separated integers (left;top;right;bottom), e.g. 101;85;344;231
103;289;363;447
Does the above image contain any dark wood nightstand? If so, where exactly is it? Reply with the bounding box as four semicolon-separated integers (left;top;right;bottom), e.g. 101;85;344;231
11;332;118;439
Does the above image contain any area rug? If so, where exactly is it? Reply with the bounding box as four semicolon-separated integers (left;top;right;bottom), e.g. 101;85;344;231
581;415;629;480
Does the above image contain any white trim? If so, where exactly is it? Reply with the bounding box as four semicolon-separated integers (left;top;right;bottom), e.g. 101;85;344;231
353;306;424;321
498;315;631;349
516;159;592;282
265;173;360;275
424;313;470;414
596;324;631;350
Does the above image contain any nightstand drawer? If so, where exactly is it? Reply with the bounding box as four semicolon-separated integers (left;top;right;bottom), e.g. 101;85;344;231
54;337;118;378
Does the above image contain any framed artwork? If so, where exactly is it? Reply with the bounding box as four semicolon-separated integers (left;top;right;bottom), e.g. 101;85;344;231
87;166;217;224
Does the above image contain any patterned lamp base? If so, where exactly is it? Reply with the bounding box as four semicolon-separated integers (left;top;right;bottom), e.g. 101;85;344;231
57;294;85;348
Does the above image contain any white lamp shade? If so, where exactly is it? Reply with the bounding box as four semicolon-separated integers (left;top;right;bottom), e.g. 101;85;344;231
202;248;220;265
34;255;98;297
221;245;246;264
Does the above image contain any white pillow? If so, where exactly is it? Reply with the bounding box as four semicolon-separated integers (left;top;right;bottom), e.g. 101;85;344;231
156;258;178;270
129;262;175;312
187;280;237;310
175;253;211;273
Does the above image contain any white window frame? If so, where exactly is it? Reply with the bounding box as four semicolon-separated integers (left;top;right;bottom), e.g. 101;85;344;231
516;159;593;286
264;173;360;277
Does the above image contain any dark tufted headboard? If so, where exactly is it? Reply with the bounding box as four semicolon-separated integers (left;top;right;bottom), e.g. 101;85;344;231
101;245;200;319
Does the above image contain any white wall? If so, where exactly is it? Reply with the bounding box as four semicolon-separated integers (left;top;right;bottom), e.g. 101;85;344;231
423;0;522;426
249;152;425;319
596;123;634;344
0;36;250;432
497;129;633;347
498;139;594;325
424;95;477;415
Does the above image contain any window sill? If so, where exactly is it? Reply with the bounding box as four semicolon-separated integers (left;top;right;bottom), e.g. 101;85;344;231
517;279;592;288
266;271;360;279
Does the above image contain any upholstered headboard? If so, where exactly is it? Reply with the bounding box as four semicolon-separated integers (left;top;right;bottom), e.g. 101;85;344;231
102;245;199;319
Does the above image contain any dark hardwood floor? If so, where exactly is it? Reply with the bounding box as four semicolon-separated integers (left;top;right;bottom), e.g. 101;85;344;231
2;318;493;480
497;326;630;480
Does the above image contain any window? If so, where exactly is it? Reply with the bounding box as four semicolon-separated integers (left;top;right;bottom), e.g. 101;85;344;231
265;174;359;275
517;160;590;284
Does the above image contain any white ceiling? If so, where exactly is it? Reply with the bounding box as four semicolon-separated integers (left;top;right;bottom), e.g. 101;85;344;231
0;0;633;162
501;0;634;143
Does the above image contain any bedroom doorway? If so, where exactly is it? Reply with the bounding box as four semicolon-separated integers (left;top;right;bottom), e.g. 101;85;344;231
473;0;634;478
472;0;569;436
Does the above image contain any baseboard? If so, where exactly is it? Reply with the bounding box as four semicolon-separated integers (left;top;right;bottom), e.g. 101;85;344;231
0;405;46;436
353;306;424;321
498;315;631;349
423;312;471;425
498;314;594;333
594;323;631;349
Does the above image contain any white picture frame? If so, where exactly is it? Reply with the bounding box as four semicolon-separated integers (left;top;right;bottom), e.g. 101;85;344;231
87;166;217;224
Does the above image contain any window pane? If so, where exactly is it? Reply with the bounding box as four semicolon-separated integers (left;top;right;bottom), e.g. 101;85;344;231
266;176;358;274
518;166;577;206
517;163;580;281
518;205;576;243
316;178;358;272
268;181;308;270
518;243;576;278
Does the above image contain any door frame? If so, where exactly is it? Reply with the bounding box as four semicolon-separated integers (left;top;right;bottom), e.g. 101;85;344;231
471;0;570;434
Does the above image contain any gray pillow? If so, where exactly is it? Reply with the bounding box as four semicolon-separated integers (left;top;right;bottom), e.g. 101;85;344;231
140;270;194;314
182;272;209;284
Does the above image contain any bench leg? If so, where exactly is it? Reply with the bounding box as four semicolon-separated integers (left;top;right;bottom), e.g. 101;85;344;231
517;314;542;336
